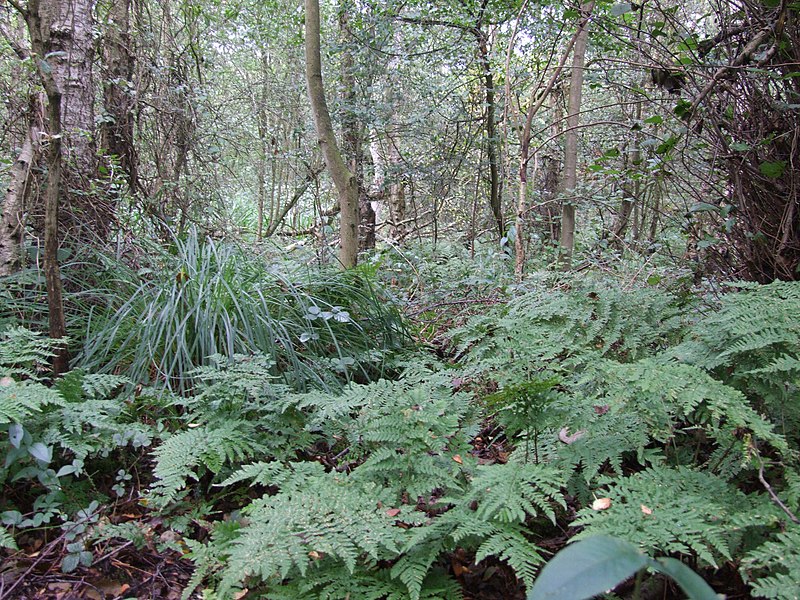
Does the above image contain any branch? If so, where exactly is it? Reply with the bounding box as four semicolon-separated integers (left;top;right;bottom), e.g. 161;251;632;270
396;15;477;37
5;0;26;16
688;4;786;116
759;463;800;524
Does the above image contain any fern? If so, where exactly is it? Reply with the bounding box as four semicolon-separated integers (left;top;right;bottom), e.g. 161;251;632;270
0;380;63;425
351;382;476;499
264;565;462;600
573;465;765;567
459;462;565;525
215;472;402;597
0;326;61;380
149;420;264;507
0;526;18;550
743;526;800;599
450;275;686;387
671;280;800;442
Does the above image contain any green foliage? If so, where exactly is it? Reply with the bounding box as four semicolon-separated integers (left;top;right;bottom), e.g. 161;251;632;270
672;280;800;442
485;377;561;464
77;228;408;393
0;329;156;559
149;420;264;508
743;525;800;599
6;263;798;599
572;466;762;567
450;274;686;387
0;326;61;380
528;535;720;600
214;468;403;597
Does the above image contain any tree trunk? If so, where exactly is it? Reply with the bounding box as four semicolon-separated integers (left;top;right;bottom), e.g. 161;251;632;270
24;0;74;374
513;7;591;280
41;0;102;240
305;0;359;268
558;1;593;271
100;0;138;194
475;30;503;240
338;6;375;252
0;88;42;277
387;136;406;241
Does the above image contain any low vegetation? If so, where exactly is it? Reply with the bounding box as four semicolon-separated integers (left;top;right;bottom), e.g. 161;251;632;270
1;240;798;599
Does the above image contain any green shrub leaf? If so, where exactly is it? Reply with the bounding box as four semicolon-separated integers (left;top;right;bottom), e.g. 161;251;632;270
527;535;648;600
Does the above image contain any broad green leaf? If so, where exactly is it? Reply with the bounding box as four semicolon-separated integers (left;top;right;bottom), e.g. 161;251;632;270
8;423;23;448
29;442;52;464
759;161;786;178
62;553;80;573
689;202;719;213
652;557;722;599
527;535;649;600
611;3;633;16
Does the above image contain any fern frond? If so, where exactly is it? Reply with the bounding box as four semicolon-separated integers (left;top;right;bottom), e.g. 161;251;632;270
743;526;800;599
391;536;449;600
463;462;565;525
573;466;757;567
217;474;402;597
150;420;263;507
0;326;61;380
0;380;63;425
0;527;18;550
474;524;544;589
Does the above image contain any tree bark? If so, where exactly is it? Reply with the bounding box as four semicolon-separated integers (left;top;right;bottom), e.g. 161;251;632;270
0;127;36;276
0;93;43;276
24;0;74;375
43;0;102;240
100;0;138;194
475;29;503;240
305;0;359;268
558;1;593;271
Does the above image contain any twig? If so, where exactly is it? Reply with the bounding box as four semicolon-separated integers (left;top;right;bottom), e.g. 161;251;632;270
759;463;800;524
407;297;504;317
92;540;134;566
0;530;70;600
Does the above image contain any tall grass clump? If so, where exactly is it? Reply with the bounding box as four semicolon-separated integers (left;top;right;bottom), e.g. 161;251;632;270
76;230;408;393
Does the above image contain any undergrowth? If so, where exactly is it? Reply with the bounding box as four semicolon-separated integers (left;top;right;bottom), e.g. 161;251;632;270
2;261;799;599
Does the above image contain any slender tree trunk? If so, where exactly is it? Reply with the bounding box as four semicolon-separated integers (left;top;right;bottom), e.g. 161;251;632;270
305;0;359;268
513;5;591;280
475;29;503;239
609;99;642;250
338;6;375;251
0;88;44;276
558;1;593;270
100;0;137;194
0;129;36;276
387;136;406;241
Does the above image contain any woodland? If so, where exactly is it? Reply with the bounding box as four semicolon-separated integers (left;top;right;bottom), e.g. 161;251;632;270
0;0;799;598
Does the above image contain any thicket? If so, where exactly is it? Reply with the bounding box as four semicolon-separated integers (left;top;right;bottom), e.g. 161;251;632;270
1;241;799;599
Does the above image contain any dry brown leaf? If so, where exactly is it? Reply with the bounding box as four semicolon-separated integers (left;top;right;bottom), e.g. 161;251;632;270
558;427;587;444
452;455;463;464
591;497;612;511
385;508;402;517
